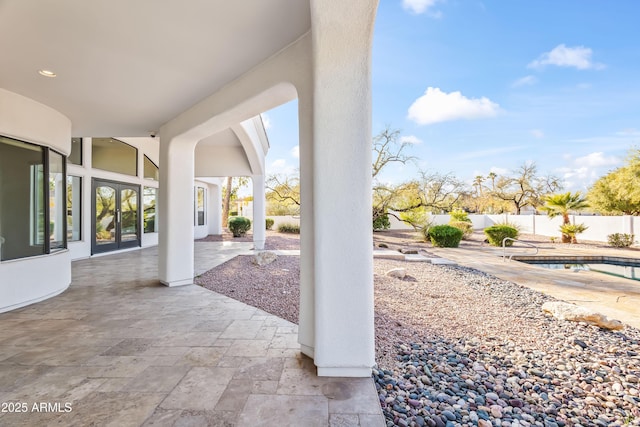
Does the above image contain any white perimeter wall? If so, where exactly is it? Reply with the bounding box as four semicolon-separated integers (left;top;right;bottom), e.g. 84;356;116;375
0;89;72;312
388;212;640;243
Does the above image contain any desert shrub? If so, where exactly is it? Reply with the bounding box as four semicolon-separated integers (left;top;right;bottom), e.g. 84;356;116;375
265;218;274;230
373;213;390;231
228;216;251;237
428;225;463;248
449;209;471;223
229;211;238;217
278;222;300;234
484;225;519;247
559;223;588;244
607;233;635;248
449;221;473;240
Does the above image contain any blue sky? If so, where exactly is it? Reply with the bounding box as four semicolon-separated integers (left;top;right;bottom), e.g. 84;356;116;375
262;0;640;192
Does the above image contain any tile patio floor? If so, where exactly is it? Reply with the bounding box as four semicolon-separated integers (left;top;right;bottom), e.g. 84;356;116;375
0;243;384;426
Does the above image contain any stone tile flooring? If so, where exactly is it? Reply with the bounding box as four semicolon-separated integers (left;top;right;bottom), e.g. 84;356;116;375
0;244;384;426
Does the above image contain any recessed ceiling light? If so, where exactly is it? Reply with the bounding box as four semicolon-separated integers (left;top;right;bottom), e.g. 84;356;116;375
38;69;57;78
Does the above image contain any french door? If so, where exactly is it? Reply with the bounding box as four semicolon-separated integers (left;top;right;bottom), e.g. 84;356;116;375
92;179;141;254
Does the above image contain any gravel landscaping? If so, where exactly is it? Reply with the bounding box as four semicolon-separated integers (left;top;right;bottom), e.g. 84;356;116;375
195;231;640;427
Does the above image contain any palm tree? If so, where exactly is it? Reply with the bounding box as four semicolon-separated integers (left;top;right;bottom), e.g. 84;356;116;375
541;192;589;243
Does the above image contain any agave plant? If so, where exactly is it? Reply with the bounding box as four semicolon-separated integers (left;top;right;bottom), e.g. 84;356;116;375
559;223;588;244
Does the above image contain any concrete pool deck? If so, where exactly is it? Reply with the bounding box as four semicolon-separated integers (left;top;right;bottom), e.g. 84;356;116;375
427;239;640;330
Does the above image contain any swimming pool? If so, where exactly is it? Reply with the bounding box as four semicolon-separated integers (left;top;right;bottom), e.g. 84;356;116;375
513;256;640;281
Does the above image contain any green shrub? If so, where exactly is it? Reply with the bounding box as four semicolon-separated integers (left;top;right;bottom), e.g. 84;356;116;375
228;216;251;237
428;225;463;248
559;223;588;244
484;225;519;246
229;211;238;217
265;218;274;230
373;213;390;231
449;221;473;240
278;222;300;234
607;233;635;248
449;209;471;223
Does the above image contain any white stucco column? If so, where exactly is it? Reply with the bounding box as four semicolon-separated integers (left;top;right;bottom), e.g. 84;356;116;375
209;183;222;235
298;91;316;359
159;137;196;286
310;0;378;377
252;175;266;250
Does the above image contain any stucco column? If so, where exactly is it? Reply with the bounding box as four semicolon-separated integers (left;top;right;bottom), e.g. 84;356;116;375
159;137;196;286
298;91;316;359
310;0;378;377
209;183;222;235
252;174;266;250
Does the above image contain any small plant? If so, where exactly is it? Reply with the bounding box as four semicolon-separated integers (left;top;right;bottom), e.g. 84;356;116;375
428;225;463;248
559;223;588;244
607;233;635;248
228;216;251;237
550;236;557;243
449;209;471;223
278;222;300;234
484;225;519;247
265;218;274;230
449;221;473;240
373;213;390;231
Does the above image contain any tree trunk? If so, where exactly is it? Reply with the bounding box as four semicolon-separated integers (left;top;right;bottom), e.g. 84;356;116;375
222;176;232;228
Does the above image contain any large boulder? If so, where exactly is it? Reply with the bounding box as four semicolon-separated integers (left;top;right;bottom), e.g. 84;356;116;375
252;251;278;267
385;268;407;279
541;301;624;331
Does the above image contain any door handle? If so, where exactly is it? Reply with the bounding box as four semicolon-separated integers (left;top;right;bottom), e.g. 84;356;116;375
116;209;121;223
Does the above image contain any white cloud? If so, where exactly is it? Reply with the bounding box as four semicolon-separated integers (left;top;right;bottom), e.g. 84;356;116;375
556;151;622;190
402;0;442;15
267;158;296;175
261;113;272;130
574;151;620;168
528;44;605;70
400;135;422;145
489;167;509;176
616;128;640;137
512;75;537;87
530;129;545;139
290;145;299;158
407;87;500;125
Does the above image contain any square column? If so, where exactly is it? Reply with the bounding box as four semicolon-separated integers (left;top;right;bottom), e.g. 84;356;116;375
252;174;266;250
159;138;196;286
310;0;378;377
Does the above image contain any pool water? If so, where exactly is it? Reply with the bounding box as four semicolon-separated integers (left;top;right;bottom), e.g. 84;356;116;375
524;261;640;281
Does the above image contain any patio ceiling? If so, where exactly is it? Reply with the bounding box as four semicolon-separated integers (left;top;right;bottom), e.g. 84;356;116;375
0;1;310;137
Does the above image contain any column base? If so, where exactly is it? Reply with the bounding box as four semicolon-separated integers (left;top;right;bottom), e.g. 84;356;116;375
253;240;265;251
160;278;193;287
300;343;315;359
316;366;373;378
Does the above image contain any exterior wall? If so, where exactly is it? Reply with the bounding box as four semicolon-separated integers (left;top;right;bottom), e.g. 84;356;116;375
0;89;72;313
389;212;640;243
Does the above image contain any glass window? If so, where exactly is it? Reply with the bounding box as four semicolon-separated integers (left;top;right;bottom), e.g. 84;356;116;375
91;137;137;176
143;187;157;233
144;155;159;181
197;187;205;226
67;176;82;241
68;137;82;165
49;151;66;251
0;136;46;261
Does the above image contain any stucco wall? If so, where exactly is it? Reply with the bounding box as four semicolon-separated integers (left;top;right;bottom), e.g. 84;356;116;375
0;89;72;312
